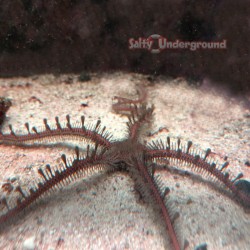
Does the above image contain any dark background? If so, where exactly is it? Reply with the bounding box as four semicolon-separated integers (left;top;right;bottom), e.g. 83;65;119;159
0;0;249;93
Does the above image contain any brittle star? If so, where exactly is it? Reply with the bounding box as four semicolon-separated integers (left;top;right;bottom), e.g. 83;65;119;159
0;86;249;250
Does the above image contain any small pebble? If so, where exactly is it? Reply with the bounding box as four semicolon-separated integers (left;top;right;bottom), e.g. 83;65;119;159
23;236;35;250
235;180;250;195
78;71;91;82
219;206;225;212
9;176;18;182
184;239;189;249
49;229;56;235
195;242;207;250
245;161;250;167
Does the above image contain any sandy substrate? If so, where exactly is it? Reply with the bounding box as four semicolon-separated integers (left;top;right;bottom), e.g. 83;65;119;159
0;73;249;250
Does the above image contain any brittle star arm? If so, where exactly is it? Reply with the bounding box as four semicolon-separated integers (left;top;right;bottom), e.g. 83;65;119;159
0;115;112;149
112;85;147;112
145;137;250;207
125;105;154;141
0;144;113;227
112;86;153;141
131;156;181;250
